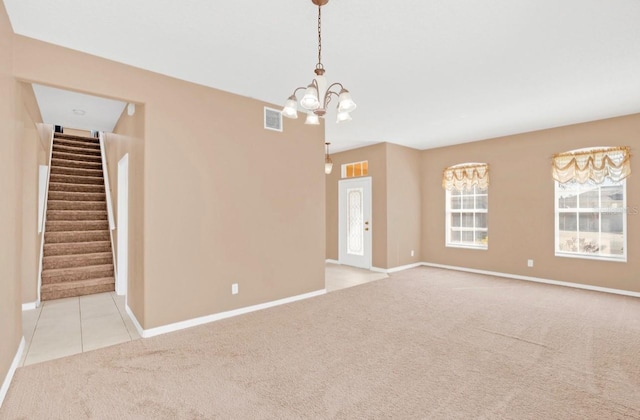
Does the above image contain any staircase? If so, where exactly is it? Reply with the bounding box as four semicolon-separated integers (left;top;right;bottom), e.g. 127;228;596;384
41;133;115;301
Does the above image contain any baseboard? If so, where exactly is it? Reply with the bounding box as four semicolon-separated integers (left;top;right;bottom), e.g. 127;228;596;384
370;263;422;274
0;337;25;409
421;262;640;298
125;305;145;339
325;259;339;264
21;302;37;311
130;289;327;339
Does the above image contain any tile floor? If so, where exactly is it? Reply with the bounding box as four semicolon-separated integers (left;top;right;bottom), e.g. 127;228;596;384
20;264;384;366
325;262;388;292
21;292;140;366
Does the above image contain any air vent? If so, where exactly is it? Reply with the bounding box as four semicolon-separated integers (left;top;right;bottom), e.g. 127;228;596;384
264;107;283;132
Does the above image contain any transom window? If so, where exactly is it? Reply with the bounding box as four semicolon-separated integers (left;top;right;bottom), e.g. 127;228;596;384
552;146;630;262
341;161;368;178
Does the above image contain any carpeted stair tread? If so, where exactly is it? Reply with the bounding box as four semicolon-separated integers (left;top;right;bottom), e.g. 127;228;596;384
50;173;104;185
48;200;108;211
45;230;110;244
45;220;109;232
54;133;100;143
53;143;102;156
41;277;115;300
44;241;112;256
46;210;108;221
48;191;106;202
53;138;101;150
41;264;114;283
51;158;103;170
50;166;104;177
48;182;105;193
52;151;103;163
43;252;113;270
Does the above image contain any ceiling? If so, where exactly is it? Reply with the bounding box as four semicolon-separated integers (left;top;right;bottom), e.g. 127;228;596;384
32;84;127;133
5;0;640;152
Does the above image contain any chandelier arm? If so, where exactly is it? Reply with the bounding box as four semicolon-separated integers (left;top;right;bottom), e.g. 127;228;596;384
325;82;345;93
290;86;308;97
323;90;340;109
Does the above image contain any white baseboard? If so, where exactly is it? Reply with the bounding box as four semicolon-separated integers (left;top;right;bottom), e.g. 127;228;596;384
129;289;327;339
370;263;422;274
421;262;640;298
325;259;339;264
0;337;25;409
21;302;37;311
125;304;145;339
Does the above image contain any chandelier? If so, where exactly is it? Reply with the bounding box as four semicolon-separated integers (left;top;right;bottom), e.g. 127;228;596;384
281;0;356;125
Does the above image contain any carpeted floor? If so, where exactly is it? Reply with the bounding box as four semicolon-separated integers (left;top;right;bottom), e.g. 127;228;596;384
2;267;640;419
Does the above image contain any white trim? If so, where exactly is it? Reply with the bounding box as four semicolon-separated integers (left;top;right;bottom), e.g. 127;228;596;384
325;259;339;264
127;289;327;339
387;262;423;273
370;263;423;274
125;304;145;339
0;337;25;409
37;165;48;233
421;262;640;298
21;302;37;311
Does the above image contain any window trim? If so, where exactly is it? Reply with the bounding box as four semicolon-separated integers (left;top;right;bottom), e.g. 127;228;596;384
445;186;488;250
554;179;627;263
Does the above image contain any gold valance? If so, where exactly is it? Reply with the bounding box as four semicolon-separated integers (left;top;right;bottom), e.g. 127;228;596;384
442;163;489;191
552;146;631;184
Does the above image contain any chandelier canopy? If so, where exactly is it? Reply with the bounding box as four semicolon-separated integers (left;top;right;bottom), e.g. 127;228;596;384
281;0;356;125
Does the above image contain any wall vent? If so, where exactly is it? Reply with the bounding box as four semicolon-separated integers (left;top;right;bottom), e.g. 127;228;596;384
264;107;283;132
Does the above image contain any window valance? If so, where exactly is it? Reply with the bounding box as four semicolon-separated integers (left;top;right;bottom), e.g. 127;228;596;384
442;163;489;192
552;146;631;184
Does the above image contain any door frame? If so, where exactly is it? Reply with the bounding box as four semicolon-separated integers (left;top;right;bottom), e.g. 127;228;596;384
116;154;129;296
338;176;372;269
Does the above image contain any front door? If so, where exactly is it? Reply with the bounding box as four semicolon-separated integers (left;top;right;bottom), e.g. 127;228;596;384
338;177;372;269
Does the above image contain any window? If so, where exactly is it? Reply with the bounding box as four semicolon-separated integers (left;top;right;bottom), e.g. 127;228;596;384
442;163;489;249
552;146;630;262
446;186;488;249
555;178;626;261
341;161;368;178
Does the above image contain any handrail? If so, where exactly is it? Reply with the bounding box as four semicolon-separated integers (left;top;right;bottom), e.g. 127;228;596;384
99;132;116;231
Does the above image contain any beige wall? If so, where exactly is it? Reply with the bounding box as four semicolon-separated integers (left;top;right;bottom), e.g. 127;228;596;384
105;105;146;326
422;114;640;292
386;143;422;268
325;143;388;268
12;34;325;329
0;1;22;394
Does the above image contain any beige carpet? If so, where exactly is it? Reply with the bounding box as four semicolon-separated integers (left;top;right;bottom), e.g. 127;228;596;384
2;267;640;419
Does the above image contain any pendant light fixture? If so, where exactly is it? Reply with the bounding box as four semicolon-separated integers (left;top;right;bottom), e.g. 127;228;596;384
325;142;333;174
282;0;356;124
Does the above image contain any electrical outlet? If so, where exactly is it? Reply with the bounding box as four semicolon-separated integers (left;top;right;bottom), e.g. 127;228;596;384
232;283;239;295
527;259;534;268
411;250;415;257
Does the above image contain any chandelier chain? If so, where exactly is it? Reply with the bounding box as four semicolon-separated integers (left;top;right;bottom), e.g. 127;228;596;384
317;5;323;69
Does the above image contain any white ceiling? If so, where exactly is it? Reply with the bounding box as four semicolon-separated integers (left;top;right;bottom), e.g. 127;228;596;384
32;84;127;133
6;0;640;152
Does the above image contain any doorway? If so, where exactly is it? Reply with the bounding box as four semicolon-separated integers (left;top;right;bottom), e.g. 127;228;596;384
338;177;372;269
